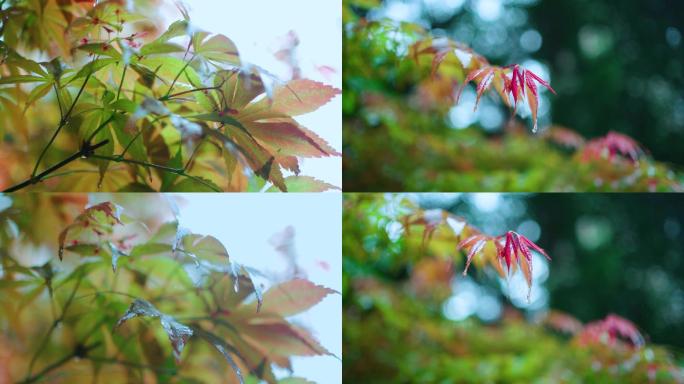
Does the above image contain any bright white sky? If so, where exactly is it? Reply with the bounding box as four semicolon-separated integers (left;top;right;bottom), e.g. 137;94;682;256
172;0;342;188
154;2;342;381
177;193;342;384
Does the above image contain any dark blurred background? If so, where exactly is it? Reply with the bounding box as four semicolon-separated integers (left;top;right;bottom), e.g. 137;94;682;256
346;193;684;348
360;0;684;165
530;194;684;349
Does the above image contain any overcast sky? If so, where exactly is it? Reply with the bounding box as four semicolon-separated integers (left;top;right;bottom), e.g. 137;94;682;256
178;193;342;384
176;0;342;188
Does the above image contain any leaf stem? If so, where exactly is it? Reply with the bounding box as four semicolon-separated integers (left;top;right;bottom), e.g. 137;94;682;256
39;167;123;181
91;154;183;173
86;357;179;373
162;85;221;101
184;137;206;171
86;114;116;144
31;65;94;178
119;129;144;158
90;154;221;192
53;83;64;120
164;54;196;99
116;64;127;100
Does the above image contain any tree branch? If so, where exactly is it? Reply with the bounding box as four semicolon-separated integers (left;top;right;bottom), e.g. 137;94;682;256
20;342;101;384
4;138;222;192
2;140;110;193
5;62;229;192
20;351;75;384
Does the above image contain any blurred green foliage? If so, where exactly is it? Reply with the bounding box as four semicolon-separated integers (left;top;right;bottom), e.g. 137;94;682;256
528;194;684;349
0;194;333;383
342;1;684;192
342;193;684;383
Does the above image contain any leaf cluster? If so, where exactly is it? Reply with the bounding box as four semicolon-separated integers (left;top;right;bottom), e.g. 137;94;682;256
342;19;684;192
0;0;340;192
342;194;684;383
0;194;336;383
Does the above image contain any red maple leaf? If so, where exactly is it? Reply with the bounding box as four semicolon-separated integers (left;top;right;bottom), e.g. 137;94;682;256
457;233;489;275
576;314;645;348
581;131;646;163
457;230;551;298
458;64;555;132
499;231;551;293
402;209;553;299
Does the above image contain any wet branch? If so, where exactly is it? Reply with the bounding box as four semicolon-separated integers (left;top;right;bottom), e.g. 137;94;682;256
2;140;110;193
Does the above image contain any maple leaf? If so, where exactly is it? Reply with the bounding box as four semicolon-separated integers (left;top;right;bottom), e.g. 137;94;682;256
455;66;496;109
403;209;552;298
505;65;556;130
107;241;128;272
116;298;194;362
401;208;453;247
192;32;241;67
458;230;551;299
500;231;550;291
174;232;265;310
193;71;340;191
196;330;245;384
457;64;556;132
581;131;646;163
457;233;489;275
57;202;123;260
253;279;338;317
206;274;335;373
457;229;551;292
179;234;230;264
576;314;645;348
266;176;340;192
